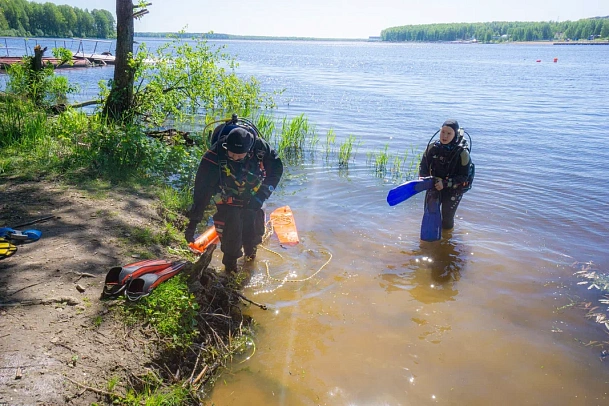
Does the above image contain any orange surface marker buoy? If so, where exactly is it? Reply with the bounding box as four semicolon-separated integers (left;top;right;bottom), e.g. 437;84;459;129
536;59;541;62
553;57;558;63
188;225;219;254
270;206;299;245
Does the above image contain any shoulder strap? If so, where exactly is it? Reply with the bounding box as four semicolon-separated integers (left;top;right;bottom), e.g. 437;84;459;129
446;145;466;173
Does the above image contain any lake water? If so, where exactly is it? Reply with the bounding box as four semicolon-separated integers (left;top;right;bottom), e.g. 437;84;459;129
5;38;609;405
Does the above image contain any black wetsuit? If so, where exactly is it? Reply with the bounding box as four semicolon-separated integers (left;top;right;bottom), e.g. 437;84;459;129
188;137;283;266
419;140;471;230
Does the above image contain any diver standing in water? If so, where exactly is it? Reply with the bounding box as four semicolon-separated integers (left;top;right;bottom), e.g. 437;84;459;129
185;117;283;274
419;119;472;238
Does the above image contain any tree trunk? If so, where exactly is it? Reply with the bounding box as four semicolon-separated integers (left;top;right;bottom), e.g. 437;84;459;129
32;45;47;71
102;0;135;122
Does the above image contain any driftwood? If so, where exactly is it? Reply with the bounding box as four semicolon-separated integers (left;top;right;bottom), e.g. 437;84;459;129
71;100;101;109
145;128;195;146
48;100;101;114
0;296;80;307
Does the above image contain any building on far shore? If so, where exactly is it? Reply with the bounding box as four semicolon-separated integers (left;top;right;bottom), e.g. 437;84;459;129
368;36;382;42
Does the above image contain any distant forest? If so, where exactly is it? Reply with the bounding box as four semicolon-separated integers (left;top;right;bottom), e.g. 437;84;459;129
134;32;364;42
382;17;609;42
0;0;115;38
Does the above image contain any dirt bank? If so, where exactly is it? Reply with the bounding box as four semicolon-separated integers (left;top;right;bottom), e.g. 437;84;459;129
0;178;180;405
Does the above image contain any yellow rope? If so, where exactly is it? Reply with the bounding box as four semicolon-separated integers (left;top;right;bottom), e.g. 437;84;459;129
259;219;332;283
269;213;293;225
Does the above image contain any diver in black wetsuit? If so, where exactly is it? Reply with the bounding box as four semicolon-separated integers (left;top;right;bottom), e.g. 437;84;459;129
185;120;283;273
419;119;471;231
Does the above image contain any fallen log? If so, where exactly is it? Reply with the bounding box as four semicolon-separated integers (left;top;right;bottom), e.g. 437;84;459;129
145;128;195;146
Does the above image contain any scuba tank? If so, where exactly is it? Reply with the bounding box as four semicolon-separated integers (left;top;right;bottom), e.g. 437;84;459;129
204;113;261;149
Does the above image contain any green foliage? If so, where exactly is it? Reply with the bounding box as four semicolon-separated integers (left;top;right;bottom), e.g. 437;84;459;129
122;35;275;129
130;226;160;245
86;124;164;177
123;274;199;349
106;374;194;406
0;0;115;38
381;17;609;42
5;57;78;108
52;47;74;66
158;186;193;221
0;95;46;148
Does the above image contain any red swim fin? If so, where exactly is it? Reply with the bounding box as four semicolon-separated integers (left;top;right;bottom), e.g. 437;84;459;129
103;259;172;297
125;261;189;301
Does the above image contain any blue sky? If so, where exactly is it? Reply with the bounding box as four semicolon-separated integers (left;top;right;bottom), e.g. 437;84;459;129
41;0;608;39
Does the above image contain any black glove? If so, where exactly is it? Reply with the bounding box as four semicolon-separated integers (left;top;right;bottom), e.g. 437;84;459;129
247;195;264;211
184;222;197;243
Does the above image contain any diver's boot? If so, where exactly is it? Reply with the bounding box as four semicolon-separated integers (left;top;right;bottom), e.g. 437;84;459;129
223;259;239;275
244;245;257;262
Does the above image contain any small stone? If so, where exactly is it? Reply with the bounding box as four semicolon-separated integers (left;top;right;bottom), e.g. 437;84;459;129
15;367;22;379
50;337;59;343
131;254;140;258
75;284;86;293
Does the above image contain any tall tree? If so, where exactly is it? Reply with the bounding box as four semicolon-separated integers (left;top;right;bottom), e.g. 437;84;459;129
102;1;149;121
601;20;609;39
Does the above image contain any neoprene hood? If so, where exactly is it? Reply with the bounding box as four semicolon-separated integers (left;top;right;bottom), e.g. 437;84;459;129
442;119;459;136
226;127;254;154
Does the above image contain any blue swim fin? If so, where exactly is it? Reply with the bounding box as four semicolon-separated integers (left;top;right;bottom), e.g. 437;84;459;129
0;228;41;242
387;177;434;206
420;190;442;242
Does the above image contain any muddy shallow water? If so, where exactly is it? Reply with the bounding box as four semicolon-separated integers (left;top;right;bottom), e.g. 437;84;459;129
207;161;609;405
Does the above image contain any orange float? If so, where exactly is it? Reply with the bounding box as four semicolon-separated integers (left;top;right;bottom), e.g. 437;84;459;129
188;225;219;254
270;206;299;245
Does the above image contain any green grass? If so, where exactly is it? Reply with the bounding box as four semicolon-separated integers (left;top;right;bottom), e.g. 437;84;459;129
118;274;199;349
105;374;195;406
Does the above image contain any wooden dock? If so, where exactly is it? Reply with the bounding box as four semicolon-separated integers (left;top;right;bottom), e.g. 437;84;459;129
0;56;106;70
0;37;116;69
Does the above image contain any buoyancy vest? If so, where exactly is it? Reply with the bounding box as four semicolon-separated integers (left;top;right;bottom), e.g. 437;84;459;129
204;115;275;205
426;139;475;192
216;146;266;205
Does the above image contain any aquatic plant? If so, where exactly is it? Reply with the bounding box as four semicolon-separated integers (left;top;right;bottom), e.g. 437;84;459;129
323;128;337;161
254;112;276;141
375;144;390;174
338;135;357;168
573;262;609;332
